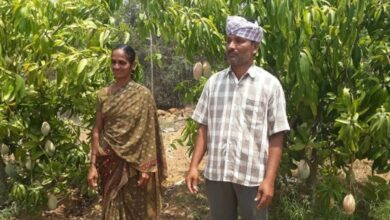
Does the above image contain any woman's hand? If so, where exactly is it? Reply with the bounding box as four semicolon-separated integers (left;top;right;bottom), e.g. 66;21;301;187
137;172;150;188
87;165;98;190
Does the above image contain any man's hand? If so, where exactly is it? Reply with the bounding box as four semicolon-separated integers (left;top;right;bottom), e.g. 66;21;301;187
137;172;150;188
255;180;274;209
185;125;207;195
185;168;199;194
87;165;98;190
255;132;284;208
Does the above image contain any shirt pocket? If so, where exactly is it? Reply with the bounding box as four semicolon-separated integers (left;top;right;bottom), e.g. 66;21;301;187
243;99;265;127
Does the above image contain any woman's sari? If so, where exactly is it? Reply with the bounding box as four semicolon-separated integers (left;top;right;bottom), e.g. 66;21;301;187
95;81;167;220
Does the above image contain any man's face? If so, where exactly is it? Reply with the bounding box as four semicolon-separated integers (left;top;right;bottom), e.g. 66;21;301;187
226;35;258;67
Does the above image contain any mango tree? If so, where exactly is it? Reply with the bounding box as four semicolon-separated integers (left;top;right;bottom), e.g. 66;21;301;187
137;0;389;218
0;0;130;214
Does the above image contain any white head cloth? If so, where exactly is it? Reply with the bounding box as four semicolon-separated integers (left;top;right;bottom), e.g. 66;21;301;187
226;16;263;43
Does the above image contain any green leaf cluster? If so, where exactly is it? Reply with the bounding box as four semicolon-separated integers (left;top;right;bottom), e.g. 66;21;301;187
0;0;129;214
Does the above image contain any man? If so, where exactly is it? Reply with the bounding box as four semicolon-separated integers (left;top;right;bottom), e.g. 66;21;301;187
185;16;290;220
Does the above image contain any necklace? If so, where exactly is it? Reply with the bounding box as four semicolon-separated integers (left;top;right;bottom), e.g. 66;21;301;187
109;80;131;95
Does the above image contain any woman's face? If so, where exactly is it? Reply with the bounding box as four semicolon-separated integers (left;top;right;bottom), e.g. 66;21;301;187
111;49;134;81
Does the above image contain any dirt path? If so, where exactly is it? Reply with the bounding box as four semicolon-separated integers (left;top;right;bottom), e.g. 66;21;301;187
157;107;209;219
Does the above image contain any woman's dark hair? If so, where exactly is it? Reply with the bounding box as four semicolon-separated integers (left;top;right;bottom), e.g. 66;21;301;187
112;44;136;64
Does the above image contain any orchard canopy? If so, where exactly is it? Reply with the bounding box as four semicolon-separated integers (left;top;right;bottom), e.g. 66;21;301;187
0;0;129;210
137;0;390;172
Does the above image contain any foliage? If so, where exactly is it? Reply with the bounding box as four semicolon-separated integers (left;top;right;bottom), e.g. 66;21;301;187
271;188;312;220
370;199;390;220
171;77;207;152
0;0;131;214
0;202;18;219
138;0;226;62
117;0;196;109
175;76;208;105
170;117;198;155
360;175;390;207
138;0;390;218
144;46;194;109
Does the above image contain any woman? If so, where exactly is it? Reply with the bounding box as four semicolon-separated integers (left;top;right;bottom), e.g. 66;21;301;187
87;44;167;220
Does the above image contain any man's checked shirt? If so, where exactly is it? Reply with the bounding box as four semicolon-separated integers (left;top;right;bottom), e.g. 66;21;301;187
192;65;290;186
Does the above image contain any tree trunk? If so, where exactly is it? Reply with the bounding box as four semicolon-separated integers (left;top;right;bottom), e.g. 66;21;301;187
0;157;8;205
307;149;319;213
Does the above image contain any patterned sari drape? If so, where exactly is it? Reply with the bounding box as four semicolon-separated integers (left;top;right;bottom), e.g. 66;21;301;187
95;81;167;220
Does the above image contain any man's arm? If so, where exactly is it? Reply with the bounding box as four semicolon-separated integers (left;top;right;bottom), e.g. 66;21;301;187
256;131;284;208
185;124;208;194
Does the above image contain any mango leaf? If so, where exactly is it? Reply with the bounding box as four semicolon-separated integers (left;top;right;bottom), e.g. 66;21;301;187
2;83;15;102
99;30;111;48
14;75;26;101
77;58;88;74
290;143;306;151
303;10;312;35
335;119;350;125
371;148;386;160
124;32;130;43
352;46;362;68
276;1;288;38
83;20;97;29
299;49;312;83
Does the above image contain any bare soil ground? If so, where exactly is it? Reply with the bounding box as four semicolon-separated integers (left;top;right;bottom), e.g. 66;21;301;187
38;107;389;220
